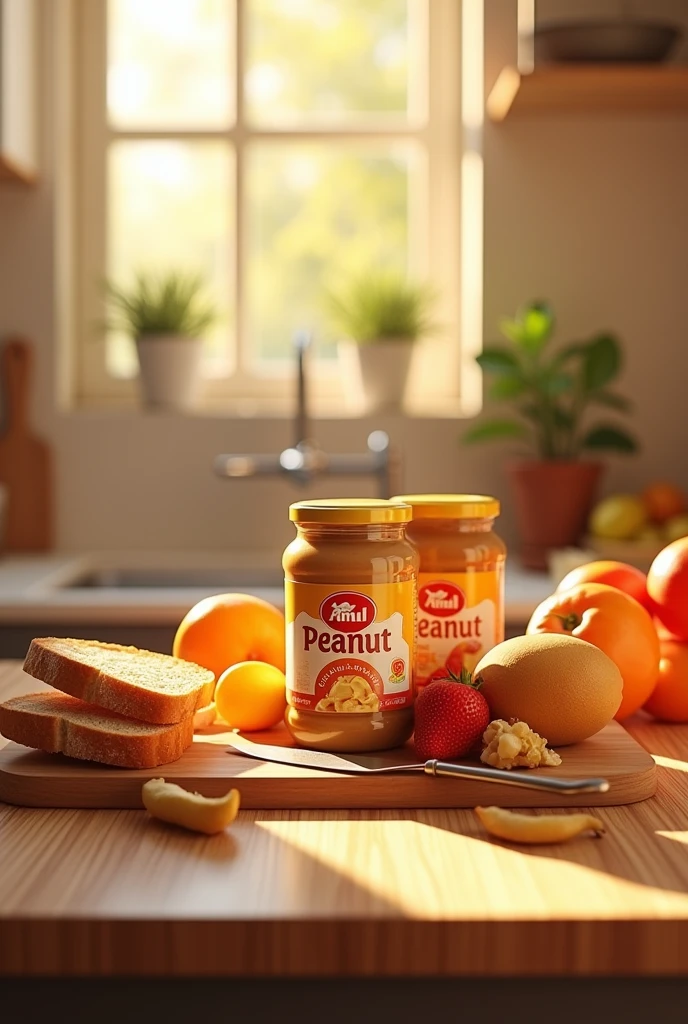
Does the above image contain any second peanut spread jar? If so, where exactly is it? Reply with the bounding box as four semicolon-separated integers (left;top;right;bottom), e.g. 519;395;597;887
392;494;506;685
283;498;419;752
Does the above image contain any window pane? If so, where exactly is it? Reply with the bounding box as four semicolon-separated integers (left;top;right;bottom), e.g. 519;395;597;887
107;141;234;377
246;144;416;366
245;0;424;126
108;0;234;129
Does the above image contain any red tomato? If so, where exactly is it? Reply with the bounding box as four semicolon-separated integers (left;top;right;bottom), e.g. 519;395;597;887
647;537;688;641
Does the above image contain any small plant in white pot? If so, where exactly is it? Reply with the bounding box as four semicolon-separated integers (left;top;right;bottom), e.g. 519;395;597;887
326;273;437;413
105;271;218;411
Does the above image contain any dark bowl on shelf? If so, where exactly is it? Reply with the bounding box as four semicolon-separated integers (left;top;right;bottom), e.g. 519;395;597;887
533;20;682;64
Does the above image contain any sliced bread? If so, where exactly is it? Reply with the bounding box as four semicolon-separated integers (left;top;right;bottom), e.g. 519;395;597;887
23;637;215;725
0;691;194;769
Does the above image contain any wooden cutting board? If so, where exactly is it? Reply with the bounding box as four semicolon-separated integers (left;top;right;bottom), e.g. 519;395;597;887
0;720;656;809
0;337;52;550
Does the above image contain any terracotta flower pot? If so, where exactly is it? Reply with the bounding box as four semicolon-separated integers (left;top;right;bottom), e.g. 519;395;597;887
507;459;604;571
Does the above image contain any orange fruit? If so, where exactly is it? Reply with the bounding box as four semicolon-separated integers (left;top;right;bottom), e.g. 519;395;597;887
643;640;688;722
647;537;688;641
215;661;286;731
475;633;622;746
173;593;285;682
556;559;651;612
641;482;686;524
527;582;660;721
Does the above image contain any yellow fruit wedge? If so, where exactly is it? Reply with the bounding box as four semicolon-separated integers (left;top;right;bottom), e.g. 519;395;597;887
142;778;241;835
475;805;605;845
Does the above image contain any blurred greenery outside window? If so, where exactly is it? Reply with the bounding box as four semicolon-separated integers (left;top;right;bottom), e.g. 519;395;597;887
74;0;469;414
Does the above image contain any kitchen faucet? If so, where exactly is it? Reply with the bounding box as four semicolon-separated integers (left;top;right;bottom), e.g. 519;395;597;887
214;332;399;498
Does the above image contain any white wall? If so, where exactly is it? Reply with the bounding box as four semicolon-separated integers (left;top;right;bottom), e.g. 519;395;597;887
0;0;687;558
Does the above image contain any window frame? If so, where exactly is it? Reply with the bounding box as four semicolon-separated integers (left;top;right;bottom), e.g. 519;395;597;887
71;0;475;417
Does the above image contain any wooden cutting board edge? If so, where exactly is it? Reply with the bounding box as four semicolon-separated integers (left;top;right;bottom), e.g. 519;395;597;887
0;721;657;810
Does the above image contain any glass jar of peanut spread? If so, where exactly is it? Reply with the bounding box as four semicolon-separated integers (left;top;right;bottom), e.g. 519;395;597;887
283;498;418;752
392;494;506;686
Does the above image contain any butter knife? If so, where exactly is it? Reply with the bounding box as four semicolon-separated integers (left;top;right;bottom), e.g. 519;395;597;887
226;733;609;796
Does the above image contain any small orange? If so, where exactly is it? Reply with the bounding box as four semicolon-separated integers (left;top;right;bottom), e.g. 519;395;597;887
642;482;686;524
556;559;651;612
173;593;285;682
643;641;688;722
527;582;660;721
215;661;286;731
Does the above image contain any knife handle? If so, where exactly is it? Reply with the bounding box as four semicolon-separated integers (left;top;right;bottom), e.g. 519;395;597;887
424;760;610;795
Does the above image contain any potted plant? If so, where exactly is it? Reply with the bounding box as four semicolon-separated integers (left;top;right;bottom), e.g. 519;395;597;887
464;301;638;570
326;272;437;413
105;271;217;411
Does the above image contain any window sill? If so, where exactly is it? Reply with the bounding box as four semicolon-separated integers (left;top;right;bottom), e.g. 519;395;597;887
68;393;469;420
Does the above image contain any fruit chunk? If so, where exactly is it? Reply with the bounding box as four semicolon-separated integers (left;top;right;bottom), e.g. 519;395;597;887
173;593;286;683
642;482;686;524
647;537;688;641
527;582;659;721
663;514;688;544
480;719;562;769
475;806;604;845
643;641;688;722
556;559;651;612
589;494;646;540
475;633;622;746
192;702;217;730
142;778;241;835
413;669;491;760
215;660;287;731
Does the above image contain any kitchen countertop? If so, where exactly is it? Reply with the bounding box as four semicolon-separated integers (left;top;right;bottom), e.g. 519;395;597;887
1;661;688;979
0;551;554;625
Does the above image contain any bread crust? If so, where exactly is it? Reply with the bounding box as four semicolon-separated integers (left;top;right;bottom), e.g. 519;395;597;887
23;638;215;725
0;692;194;769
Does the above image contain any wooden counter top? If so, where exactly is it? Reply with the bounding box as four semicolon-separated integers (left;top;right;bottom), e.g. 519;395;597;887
1;660;688;978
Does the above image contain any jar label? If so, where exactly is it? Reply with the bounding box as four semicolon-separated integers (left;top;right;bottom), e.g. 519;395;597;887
285;581;415;713
416;570;504;685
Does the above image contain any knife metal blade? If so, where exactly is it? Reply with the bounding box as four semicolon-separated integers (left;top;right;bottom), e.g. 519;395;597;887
226;733;610;795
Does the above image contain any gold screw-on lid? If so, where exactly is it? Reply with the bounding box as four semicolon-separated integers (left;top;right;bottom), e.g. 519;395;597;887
289;498;412;525
391;493;500;519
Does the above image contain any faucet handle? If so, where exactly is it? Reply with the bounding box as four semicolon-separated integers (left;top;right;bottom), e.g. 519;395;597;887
293;329;312;353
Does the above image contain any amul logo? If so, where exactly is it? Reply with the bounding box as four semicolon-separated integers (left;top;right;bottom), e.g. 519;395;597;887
419;581;466;617
320;592;377;633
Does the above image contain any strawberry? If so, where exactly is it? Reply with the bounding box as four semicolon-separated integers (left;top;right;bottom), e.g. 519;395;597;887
413;668;491;761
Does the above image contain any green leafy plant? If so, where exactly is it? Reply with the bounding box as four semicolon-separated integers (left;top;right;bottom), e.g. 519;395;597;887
325;272;438;343
463;301;638;459
104;271;218;339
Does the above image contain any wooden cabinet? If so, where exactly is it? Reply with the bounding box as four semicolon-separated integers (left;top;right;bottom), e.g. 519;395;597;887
0;0;37;183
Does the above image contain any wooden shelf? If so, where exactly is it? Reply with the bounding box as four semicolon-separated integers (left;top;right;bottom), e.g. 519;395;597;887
487;64;688;121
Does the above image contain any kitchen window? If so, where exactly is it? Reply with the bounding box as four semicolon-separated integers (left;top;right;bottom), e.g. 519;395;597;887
72;0;482;415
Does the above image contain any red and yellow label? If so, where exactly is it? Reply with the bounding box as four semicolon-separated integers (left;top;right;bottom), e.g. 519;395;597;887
285;581;415;713
416;570;504;685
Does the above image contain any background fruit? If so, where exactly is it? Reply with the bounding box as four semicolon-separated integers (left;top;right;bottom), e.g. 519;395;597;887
173;593;286;682
642;481;686;524
527;582;659;720
647;537;688;641
663;514;688;543
556;559;650;611
214;660;287;731
588;494;647;540
643;640;688;722
475;633;622;746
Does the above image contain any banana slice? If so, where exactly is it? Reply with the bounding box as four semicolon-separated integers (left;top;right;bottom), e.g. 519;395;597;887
142;779;241;835
475;806;605;845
